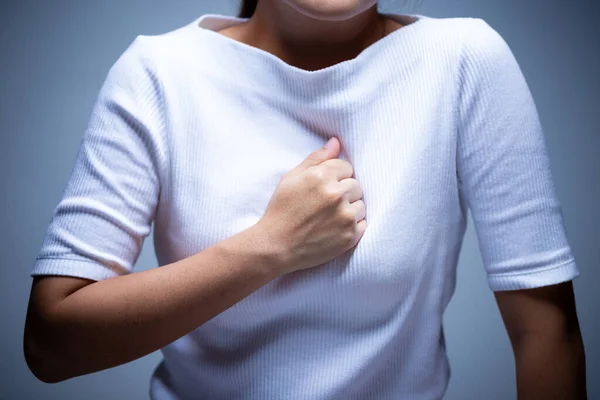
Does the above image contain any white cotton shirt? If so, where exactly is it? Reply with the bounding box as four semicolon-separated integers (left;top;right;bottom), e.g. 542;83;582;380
31;11;580;400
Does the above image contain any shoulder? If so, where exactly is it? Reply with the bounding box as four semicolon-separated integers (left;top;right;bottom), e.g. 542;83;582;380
95;25;193;110
459;17;515;65
448;17;517;77
414;15;513;64
394;15;513;78
427;16;512;58
110;19;203;79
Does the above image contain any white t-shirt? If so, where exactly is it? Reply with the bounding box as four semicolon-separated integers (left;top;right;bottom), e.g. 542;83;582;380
31;11;579;400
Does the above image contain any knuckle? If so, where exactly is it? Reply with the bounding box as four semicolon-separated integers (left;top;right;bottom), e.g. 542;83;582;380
340;207;357;224
341;229;355;243
319;159;335;168
344;161;354;176
308;167;327;183
353;181;364;196
322;185;343;203
356;199;366;211
346;183;359;198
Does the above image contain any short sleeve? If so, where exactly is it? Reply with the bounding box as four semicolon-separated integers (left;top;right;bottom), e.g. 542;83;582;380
31;35;167;281
456;19;579;291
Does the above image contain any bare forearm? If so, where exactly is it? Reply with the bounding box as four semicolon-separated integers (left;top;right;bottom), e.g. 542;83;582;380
29;224;283;382
514;331;587;399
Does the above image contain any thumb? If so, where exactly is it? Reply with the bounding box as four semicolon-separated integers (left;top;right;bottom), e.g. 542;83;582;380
294;137;340;173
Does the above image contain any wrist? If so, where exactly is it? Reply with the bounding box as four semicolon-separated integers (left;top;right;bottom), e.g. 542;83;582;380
245;222;294;277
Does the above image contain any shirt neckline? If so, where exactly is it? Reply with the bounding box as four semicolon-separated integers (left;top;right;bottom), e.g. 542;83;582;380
190;12;430;76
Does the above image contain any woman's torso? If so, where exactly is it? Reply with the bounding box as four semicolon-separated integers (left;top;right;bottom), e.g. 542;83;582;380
148;12;469;400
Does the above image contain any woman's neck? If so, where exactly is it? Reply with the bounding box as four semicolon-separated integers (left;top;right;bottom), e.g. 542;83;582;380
217;2;404;71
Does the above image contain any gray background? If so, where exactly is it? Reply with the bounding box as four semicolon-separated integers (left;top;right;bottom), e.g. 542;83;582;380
1;0;598;399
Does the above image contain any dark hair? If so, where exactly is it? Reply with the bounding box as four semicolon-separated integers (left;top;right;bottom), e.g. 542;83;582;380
238;0;258;18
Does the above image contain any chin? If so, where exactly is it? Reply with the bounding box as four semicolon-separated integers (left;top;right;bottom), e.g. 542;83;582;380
280;0;379;21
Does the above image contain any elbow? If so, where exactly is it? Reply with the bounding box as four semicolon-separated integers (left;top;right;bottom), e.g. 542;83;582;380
24;276;99;383
23;324;70;384
26;364;67;385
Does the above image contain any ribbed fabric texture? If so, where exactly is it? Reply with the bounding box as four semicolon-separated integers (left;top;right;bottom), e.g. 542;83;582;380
31;12;580;400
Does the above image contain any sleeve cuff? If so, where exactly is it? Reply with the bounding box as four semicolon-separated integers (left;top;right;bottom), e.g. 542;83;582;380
487;258;580;291
31;257;125;281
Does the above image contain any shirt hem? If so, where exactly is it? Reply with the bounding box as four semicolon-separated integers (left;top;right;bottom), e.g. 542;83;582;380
487;259;579;291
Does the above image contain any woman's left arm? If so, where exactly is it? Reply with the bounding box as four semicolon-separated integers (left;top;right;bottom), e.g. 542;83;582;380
495;282;587;399
456;18;587;399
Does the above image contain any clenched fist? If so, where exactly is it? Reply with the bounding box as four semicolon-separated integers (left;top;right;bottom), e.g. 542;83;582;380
256;137;367;275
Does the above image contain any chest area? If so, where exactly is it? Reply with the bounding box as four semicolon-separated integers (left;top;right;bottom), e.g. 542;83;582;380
158;80;462;264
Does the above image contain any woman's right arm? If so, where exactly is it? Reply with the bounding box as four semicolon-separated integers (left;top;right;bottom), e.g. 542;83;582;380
24;32;366;384
25;135;366;384
24;222;284;384
22;33;288;383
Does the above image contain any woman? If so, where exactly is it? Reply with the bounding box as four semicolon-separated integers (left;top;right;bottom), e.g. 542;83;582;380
24;0;587;399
